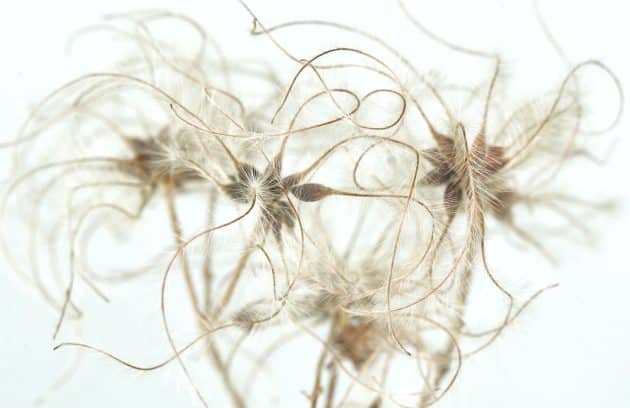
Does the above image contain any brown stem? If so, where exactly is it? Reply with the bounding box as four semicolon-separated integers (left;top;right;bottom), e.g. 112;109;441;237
164;180;246;407
324;360;338;408
219;248;254;310
163;179;207;322
419;261;473;408
207;342;246;408
310;315;339;408
309;344;329;408
203;191;217;314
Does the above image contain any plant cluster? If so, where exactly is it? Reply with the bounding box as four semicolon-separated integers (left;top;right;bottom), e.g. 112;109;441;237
1;3;622;407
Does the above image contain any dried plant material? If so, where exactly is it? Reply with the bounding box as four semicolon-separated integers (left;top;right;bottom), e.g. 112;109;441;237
0;2;623;407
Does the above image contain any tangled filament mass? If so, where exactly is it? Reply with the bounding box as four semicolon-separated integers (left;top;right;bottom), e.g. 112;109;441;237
1;3;623;407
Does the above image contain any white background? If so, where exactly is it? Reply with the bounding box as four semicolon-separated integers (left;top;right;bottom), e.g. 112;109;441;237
1;1;629;407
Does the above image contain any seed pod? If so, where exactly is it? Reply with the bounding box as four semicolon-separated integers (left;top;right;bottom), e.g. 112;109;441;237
290;183;335;202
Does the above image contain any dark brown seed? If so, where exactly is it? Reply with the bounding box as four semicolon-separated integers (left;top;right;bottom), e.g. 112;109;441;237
290;183;334;202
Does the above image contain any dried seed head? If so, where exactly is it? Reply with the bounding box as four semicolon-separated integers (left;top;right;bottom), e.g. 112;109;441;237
334;319;378;369
222;163;261;203
120;128;202;186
